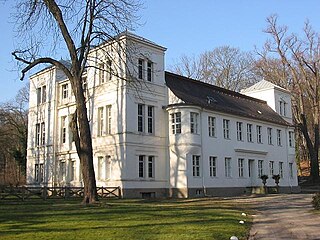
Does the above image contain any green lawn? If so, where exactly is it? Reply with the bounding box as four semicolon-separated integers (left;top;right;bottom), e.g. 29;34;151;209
0;198;251;240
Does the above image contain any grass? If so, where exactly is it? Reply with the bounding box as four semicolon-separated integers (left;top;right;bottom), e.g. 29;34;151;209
0;198;251;240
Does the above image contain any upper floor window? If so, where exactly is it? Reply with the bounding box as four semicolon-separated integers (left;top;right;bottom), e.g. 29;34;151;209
40;122;45;145
98;60;112;84
267;127;273;145
61;83;69;100
147;106;154;134
192;155;201;177
147;61;153;82
190;112;199;134
279;100;287;116
137;104;154;134
37;85;46;104
236;122;243;141
223;119;230;139
171;112;181;134
277;129;282;146
138;104;144;132
98;105;112;136
247;124;253;142
138;59;144;80
35;122;45;146
256;125;262;143
289;131;295;147
208;116;216;137
61;116;67;143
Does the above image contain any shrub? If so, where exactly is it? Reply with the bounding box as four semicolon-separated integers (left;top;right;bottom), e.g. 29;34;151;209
312;192;320;210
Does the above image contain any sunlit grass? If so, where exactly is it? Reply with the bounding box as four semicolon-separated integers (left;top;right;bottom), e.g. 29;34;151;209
0;198;251;240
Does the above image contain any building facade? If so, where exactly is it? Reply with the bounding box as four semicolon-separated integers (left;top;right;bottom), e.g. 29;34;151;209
26;33;299;198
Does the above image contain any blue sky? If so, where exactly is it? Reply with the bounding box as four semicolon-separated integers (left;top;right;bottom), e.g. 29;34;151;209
1;0;320;103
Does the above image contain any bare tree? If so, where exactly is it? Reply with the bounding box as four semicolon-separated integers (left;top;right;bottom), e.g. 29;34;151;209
11;0;141;203
171;46;257;91
256;15;320;182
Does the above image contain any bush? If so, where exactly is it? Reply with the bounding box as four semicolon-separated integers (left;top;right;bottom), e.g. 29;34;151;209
312;192;320;210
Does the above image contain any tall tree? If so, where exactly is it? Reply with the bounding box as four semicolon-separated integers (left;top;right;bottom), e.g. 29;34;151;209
255;15;320;182
171;46;257;91
12;0;141;203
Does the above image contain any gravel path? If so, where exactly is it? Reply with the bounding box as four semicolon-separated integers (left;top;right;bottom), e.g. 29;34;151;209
242;194;320;240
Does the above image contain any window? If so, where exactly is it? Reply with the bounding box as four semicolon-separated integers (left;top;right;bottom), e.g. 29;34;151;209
61;83;68;99
238;158;244;177
147;61;153;82
247;124;253;142
69;160;75;182
138;104;144;132
279;162;284;178
59;161;66;182
258;160;263;178
106;60;112;81
40;122;45;145
98;107;104;136
171;112;181;134
34;163;44;183
277;129;282;146
256;125;262;143
209;156;217;177
279;100;287;116
98;61;111;83
138;59;144;79
148;156;154;178
35;123;40;146
236;122;243;141
208;116;216;137
61;116;67;143
138;155;145;178
190;112;199;134
192;155;201;177
98;156;111;180
267;127;273;145
37;85;46;104
147;106;154;134
223;119;230;139
269;161;274;176
289;163;294;178
225;157;231;177
289;131;295;147
106;105;112;134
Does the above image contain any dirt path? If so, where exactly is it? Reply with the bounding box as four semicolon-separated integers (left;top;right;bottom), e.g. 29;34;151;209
240;194;320;240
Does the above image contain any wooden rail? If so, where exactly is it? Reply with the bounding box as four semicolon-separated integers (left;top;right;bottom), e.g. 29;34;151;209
0;186;121;201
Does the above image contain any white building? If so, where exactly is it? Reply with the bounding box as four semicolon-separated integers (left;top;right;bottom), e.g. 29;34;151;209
27;32;299;198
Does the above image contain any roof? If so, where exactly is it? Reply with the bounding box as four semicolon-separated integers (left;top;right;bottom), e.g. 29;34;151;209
165;72;290;126
241;79;289;93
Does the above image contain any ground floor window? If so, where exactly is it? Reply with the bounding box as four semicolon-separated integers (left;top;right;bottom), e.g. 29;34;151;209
225;157;231;178
138;155;155;179
238;158;244;177
34;163;44;183
279;161;284;178
269;161;274;176
59;161;66;182
289;163;294;178
192;155;201;177
258;160;263;178
209;156;217;177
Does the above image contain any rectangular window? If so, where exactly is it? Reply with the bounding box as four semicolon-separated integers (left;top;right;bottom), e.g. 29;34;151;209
98;107;104;136
238;158;244;177
289;131;295;147
105;156;111;180
171;112;181;134
277;129;282;146
37;86;46;104
106;105;112;135
59;161;66;182
37;87;41;105
35;123;40;146
247;124;253;142
61;116;67;143
192;155;201;177
138;104;144;132
147;61;152;82
99;62;105;84
190;112;199;134
148;156;154;178
225;157;231;177
69;160;75;182
106;60;112;81
209;156;217;177
147;106;154;134
267;127;273;145
289;163;294;178
61;83;68;99
98;156;105;180
138;155;145;178
257;125;262;143
279;100;287;116
208;116;216;137
34;163;43;182
279;162;284;178
269;161;274;176
236;122;243;141
258;160;263;177
138;59;144;79
40;122;45;145
223;119;230;139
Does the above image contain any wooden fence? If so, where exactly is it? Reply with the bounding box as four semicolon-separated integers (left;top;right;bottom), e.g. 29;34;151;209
0;186;121;201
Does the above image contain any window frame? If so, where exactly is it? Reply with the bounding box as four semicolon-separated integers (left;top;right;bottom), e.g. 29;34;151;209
225;157;232;178
192;155;201;177
238;158;244;177
267;127;273;145
190;112;199;134
256;125;262;143
208;116;216;137
247;123;253;142
209;156;217;177
171;112;181;134
236;121;243;141
223;119;230;139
